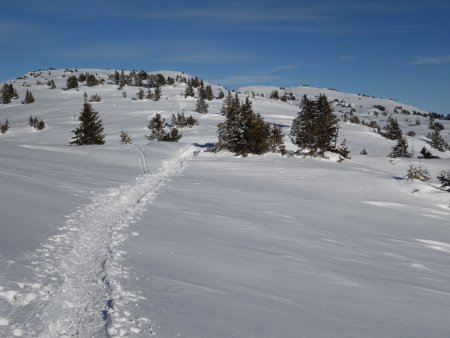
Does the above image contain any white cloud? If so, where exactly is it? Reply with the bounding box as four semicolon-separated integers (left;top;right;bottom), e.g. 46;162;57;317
412;55;450;65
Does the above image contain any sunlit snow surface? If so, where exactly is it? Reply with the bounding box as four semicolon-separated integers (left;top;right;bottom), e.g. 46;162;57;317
1;69;449;337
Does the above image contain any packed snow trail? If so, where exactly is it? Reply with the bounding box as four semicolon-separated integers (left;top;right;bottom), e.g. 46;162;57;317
2;146;196;338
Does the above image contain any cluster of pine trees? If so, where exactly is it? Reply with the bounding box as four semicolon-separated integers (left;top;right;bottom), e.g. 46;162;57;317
29;115;45;130
1;83;18;104
147;114;182;142
290;94;341;157
171;112;198;128
217;93;285;156
382;117;412;158
111;70;176;88
23;90;35;104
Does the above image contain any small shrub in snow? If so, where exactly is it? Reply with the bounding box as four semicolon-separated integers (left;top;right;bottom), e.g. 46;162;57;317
406;164;430;182
172;112;198;128
88;94;101;102
418;147;439;159
47;79;56;89
360;148;368;155
0;119;9;134
120;130;132;144
406;130;416;137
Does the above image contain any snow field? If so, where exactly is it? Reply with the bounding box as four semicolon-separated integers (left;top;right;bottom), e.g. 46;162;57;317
0;68;449;337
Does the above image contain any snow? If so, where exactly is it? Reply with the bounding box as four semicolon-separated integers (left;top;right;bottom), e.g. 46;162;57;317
0;68;450;337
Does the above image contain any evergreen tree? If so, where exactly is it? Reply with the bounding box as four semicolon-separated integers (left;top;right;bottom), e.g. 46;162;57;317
36;120;46;130
217;89;225;99
78;73;87;82
269;124;286;155
70;102;105;145
137;88;145;100
153;84;161;101
24;90;35;104
437;170;450;191
195;96;208;114
86;74;99;87
383;117;402;140
291;95;318;155
316;94;338;154
66;75;78;89
184;83;195;98
389;136;412;158
291;94;339;156
120;130;132;144
147;114;166;141
205;85;214;101
430;129;449;152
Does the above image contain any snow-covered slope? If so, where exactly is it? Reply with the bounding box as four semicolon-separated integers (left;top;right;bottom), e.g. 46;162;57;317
0;69;449;337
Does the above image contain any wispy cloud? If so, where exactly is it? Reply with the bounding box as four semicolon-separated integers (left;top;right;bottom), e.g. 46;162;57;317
265;64;299;73
412;55;450;65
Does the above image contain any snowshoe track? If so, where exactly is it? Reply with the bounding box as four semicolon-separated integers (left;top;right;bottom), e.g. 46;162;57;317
1;146;196;338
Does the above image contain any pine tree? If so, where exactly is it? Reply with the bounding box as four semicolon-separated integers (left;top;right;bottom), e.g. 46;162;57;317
66;75;78;89
153;84;161;101
383;117;402;140
205;85;214;101
70;102;105;145
217;89;225;99
269;124;286;155
184;83;195;98
147;114;166;141
120;130;132;144
389;136;412;158
430;129;449;152
291;95;318;155
137;88;145;100
437;170;450;191
316;94;338;155
195;96;208;114
36;120;46;130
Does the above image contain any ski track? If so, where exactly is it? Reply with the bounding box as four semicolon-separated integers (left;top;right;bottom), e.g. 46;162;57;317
0;145;197;338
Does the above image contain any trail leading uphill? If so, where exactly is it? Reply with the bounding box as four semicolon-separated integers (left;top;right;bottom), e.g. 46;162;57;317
1;146;196;338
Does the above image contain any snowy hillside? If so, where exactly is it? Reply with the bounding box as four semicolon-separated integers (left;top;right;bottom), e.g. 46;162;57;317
1;68;450;338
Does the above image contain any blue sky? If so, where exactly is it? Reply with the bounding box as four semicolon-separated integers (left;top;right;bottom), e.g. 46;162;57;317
1;0;450;114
